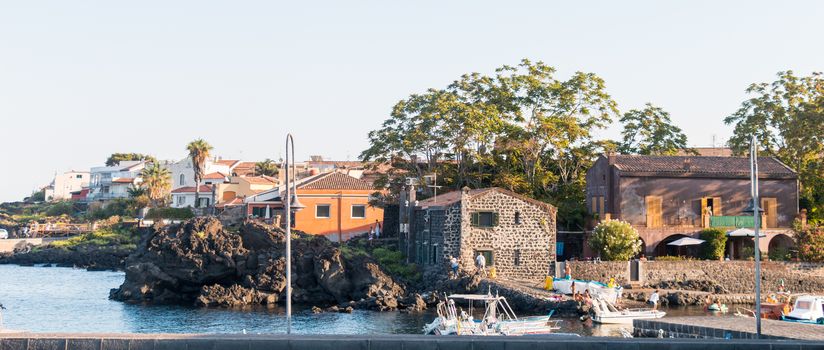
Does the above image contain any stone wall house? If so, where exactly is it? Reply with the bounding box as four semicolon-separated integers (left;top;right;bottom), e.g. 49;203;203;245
584;154;799;259
407;187;557;281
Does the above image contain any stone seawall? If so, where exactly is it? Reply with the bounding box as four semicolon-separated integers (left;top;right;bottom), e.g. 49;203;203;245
565;260;824;293
1;334;822;350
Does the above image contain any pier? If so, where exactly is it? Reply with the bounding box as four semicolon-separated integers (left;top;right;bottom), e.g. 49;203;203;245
2;333;824;350
634;316;824;340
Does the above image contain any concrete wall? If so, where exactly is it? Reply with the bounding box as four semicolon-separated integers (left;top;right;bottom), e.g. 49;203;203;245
565;260;824;293
1;334;821;350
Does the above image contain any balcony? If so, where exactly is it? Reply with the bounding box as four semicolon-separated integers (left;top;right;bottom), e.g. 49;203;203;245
710;216;755;228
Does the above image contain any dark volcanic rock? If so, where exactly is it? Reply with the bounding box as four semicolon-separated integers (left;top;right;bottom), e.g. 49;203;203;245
0;245;131;271
110;218;409;311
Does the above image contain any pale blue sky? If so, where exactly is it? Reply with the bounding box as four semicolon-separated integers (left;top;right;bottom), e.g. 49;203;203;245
1;1;822;202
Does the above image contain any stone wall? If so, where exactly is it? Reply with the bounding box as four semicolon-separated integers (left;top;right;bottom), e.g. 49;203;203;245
565;260;824;294
460;189;556;281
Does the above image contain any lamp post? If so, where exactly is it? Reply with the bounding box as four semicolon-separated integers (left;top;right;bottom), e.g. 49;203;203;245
743;134;764;338
284;133;305;335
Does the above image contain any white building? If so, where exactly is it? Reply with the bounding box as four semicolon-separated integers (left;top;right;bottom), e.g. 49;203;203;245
87;161;147;202
44;171;90;201
168;157;237;190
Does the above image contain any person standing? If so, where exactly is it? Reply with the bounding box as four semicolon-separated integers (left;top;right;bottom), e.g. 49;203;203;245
368;226;374;246
648;290;660;311
449;256;459;279
475;252;486;277
374;221;381;239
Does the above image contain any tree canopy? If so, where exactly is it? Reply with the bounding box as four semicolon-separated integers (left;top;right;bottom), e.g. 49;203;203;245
254;159;278;177
725;71;824;222
105;153;156;166
186;139;213;208
619;103;692;155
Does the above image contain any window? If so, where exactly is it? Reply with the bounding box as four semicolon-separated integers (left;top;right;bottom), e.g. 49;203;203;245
514;249;521;266
514;211;521;225
316;204;331;218
471;212;498;228
179;174;185;186
76;174;83;179
351;205;366;219
645;196;662;228
177;196;185;205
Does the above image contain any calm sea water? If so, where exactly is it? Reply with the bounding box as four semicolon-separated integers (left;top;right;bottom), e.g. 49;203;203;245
0;265;717;336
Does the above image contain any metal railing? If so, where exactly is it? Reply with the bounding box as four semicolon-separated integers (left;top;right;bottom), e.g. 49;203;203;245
710;215;755;228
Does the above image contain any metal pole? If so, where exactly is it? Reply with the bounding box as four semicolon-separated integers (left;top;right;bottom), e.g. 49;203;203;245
751;134;762;338
285;134;294;335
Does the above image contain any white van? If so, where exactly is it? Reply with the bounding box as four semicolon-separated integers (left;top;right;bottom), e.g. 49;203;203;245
0;229;8;239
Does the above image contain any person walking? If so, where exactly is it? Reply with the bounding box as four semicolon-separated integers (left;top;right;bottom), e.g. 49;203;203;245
374;220;381;239
475;252;486;277
449;256;459;279
648;290;660;311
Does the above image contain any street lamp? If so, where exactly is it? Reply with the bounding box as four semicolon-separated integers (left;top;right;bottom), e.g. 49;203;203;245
743;134;763;338
284;133;305;335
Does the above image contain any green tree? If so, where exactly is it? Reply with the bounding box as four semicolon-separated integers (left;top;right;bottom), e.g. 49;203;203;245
588;220;642;261
796;222;824;262
186;139;213;208
725;71;824;222
698;228;727;260
619;103;692;155
140;162;171;207
105;153;156;166
254;159;279;177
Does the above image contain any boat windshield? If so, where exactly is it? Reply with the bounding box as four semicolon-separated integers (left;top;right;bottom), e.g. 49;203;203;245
796;300;812;310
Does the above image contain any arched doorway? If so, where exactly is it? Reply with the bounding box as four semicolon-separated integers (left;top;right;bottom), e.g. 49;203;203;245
768;234;795;261
655;234;690;257
634;238;647;259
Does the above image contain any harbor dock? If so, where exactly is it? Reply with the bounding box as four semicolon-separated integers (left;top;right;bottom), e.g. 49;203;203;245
634;316;824;340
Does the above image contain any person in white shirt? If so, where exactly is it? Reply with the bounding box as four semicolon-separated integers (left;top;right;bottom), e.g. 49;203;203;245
475;253;486;276
449;256;459;279
374;221;381;239
648;290;660;311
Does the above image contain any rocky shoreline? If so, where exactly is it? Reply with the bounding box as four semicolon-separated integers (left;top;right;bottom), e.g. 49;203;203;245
0;244;131;271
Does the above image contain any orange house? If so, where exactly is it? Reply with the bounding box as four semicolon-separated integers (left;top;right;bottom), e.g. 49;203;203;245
245;172;384;242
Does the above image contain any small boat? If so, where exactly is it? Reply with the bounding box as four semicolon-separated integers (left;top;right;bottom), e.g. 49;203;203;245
590;297;666;324
707;303;728;313
423;293;566;336
552;278;623;304
782;295;824;324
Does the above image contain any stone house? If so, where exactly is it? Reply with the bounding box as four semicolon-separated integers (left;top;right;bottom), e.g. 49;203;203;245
584;154;799;259
404;187;557;281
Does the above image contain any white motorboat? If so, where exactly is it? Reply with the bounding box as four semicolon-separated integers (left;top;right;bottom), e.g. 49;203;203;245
553;278;623;304
782;295;824;324
590;297;665;324
423;293;566;336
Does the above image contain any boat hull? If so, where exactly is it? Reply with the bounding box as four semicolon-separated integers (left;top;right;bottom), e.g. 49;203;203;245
592;311;666;324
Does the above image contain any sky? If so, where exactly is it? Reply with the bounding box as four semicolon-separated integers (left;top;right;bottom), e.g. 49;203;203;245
0;1;822;202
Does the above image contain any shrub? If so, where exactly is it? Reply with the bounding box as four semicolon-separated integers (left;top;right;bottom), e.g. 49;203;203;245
588;220;642;261
699;228;727;260
372;247;421;282
44;201;75;217
87;198;136;220
768;247;792;261
655;255;685;261
739;246;767;261
795;223;824;262
145;207;194;220
49;226;139;250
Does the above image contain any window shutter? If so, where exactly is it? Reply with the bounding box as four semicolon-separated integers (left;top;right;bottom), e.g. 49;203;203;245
712;197;722;216
493;212;499;226
471;212;479;226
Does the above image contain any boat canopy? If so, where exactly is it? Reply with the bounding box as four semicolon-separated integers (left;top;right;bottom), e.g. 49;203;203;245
448;294;503;301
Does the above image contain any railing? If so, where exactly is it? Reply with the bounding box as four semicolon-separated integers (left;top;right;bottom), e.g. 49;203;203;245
710;216;755;228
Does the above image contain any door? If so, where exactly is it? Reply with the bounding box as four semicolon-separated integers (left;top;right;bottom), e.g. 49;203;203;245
761;198;778;228
645;196;662;228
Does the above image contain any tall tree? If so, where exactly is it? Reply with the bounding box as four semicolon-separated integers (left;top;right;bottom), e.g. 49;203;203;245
254;159;279;177
105;153;156;166
619;103;692;155
186;139;213;208
724;71;824;222
140;162;171;207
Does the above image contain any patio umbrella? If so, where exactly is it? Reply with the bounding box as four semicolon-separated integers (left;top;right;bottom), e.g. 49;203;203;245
727;228;766;237
667;237;706;246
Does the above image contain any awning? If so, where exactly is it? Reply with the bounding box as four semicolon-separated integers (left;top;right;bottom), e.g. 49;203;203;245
667;237;706;246
727;228;767;237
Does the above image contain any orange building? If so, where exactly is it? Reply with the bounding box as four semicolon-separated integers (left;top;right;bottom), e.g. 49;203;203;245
245;172;384;242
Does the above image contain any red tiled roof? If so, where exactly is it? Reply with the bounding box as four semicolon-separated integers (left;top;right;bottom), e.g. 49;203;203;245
298;171;374;190
203;172;229;180
417;187;555;213
215;159;240;167
231;162;257;176
216;197;245;208
112;178;135;184
244;176;277;185
171;185;214;194
610;155;796;178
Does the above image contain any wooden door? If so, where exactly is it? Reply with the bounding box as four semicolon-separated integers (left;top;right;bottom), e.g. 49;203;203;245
761;198;778;228
646;196;662;228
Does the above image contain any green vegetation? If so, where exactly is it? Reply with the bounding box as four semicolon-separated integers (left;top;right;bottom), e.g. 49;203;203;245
769;247;792;262
372;247;421;283
725;71;824;224
796;222;824;262
44;201;76;217
86;198;137;220
145;207;195;220
739;246;767;261
105;153;156;166
255;159;279;177
187;139;214;208
699;228;728;260
619;103;694;155
140;162;172;207
655;255;687;261
28;190;46;202
588;220;642;261
49;226;139;250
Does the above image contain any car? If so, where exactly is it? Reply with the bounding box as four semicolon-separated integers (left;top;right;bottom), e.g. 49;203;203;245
0;229;8;239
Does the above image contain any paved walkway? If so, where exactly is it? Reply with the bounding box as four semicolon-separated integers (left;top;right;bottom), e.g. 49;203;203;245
637;316;824;340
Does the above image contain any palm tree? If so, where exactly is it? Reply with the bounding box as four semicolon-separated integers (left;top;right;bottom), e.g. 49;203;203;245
140;162;171;207
255;158;279;177
186;139;213;208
